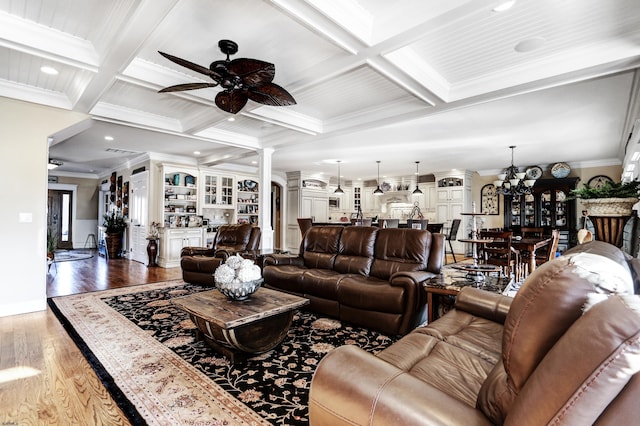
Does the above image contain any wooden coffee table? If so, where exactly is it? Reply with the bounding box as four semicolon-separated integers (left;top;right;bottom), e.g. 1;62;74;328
172;287;309;363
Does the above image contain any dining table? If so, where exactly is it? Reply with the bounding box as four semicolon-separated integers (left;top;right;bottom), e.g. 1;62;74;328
512;236;553;275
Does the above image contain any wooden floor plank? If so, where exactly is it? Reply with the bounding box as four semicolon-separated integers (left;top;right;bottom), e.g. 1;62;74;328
1;251;182;425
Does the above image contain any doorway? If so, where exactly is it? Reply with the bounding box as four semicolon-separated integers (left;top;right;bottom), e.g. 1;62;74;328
271;182;282;249
48;189;73;250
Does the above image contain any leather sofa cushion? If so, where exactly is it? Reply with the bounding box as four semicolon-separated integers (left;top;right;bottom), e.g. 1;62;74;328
370;229;430;280
215;223;253;251
334;226;377;275
180;255;223;274
338;275;406;314
261;264;305;294
302;226;343;269
377;330;495;407
505;295;640;425
301;268;345;300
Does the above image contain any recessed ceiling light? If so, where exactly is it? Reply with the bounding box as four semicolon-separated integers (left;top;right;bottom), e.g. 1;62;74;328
193;151;200;155
251;161;258;164
514;37;546;53
227;117;235;122
40;66;58;75
104;135;114;141
493;1;516;12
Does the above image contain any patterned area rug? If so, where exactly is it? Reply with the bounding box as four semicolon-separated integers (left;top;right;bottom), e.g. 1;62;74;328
49;281;397;425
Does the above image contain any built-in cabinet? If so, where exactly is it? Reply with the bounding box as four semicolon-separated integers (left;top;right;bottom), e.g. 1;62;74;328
201;173;234;208
413;183;436;213
504;178;578;252
161;165;199;228
434;171;473;254
237;178;259;225
157;227;204;267
286;172;329;252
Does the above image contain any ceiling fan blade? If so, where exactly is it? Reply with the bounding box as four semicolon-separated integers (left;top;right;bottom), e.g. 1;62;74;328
228;58;275;86
158;51;219;79
158;82;218;93
215;90;249;114
247;83;296;106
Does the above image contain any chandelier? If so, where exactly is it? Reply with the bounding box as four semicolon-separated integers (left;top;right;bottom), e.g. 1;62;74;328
493;146;537;195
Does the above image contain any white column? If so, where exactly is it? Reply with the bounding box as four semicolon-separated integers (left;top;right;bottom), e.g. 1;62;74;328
258;148;274;249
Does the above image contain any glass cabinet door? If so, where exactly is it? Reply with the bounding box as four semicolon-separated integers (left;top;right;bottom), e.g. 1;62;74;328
524;194;535;226
203;175;217;205
220;176;234;206
510;194;521;226
555;190;568;228
540;190;552;227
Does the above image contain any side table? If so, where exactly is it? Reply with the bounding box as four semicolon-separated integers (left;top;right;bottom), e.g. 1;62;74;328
424;267;511;323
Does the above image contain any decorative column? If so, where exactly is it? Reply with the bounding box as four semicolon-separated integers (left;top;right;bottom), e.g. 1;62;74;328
258;148;274;250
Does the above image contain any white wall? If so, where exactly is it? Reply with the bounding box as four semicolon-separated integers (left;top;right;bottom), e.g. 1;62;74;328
0;97;87;316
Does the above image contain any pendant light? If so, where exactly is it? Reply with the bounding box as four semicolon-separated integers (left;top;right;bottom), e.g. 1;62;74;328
412;161;423;195
373;160;384;195
334;160;344;194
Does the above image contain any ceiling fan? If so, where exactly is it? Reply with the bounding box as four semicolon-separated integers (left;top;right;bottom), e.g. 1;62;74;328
158;39;296;114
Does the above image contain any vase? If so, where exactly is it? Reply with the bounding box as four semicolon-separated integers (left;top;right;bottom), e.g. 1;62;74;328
581;197;638;248
105;233;123;259
147;238;158;267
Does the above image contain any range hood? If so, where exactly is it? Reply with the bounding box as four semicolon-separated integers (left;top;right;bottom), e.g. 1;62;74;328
380;191;412;204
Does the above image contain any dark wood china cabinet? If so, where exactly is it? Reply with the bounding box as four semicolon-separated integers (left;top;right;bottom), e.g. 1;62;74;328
504;178;579;252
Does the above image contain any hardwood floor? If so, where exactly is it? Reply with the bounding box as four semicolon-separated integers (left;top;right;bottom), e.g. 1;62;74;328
1;251;182;425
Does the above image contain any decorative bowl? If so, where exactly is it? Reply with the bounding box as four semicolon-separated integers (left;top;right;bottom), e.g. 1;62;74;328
215;278;263;300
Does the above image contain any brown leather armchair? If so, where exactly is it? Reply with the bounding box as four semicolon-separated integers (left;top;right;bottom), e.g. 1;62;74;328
180;224;261;286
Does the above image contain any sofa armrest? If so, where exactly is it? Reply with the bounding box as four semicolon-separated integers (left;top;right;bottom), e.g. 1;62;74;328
310;345;493;426
455;287;513;324
263;254;304;267
390;270;437;286
180;246;216;257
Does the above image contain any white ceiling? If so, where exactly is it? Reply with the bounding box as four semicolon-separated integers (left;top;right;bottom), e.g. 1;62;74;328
2;0;640;182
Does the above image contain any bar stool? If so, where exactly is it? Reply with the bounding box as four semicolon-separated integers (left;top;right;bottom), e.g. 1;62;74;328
84;233;97;250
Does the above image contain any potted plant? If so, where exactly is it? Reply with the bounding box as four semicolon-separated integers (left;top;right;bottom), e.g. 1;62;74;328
570;180;640;247
103;211;127;258
570;180;640;216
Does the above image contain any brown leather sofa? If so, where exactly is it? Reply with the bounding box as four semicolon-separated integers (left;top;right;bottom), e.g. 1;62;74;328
180;224;261;286
309;240;640;425
262;225;445;336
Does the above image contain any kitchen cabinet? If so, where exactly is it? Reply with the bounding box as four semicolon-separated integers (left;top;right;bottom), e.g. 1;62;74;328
362;187;381;212
504;178;578;252
157;227;204;267
286;172;329;252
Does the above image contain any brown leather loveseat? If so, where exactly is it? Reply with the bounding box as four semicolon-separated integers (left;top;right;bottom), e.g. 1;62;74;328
263;225;445;336
309;240;640;425
180;224;261;286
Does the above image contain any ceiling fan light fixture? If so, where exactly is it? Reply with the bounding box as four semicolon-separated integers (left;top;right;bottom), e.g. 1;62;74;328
412;161;423;195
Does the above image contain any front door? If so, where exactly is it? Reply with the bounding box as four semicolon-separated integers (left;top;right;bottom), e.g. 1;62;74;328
48;190;73;250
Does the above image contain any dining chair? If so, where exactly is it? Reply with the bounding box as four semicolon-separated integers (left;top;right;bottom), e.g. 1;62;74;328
479;230;519;281
297;218;313;237
426;223;443;233
379;218;399;228
521;227;544;238
536;229;560;266
445;219;461;264
407;219;428;230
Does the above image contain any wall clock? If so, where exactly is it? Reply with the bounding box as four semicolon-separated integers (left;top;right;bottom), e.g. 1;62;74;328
481;184;499;215
587;175;613;189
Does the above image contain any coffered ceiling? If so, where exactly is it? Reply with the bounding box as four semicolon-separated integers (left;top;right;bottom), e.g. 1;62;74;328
2;0;640;181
